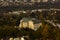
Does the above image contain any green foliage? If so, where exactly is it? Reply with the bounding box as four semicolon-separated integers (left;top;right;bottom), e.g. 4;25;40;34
0;10;60;40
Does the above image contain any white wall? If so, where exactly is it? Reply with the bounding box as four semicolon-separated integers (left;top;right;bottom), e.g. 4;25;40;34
19;19;34;30
28;21;34;29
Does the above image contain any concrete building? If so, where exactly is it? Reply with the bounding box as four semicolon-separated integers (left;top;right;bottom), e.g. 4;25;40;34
19;18;42;30
19;17;34;30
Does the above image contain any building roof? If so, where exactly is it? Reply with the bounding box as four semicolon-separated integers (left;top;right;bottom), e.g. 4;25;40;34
20;17;31;22
20;17;41;24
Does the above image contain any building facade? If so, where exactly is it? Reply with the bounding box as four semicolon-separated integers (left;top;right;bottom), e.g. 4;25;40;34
19;17;34;30
19;18;42;30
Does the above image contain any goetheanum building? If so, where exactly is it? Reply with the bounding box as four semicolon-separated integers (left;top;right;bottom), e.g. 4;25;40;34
19;17;42;30
19;17;34;30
